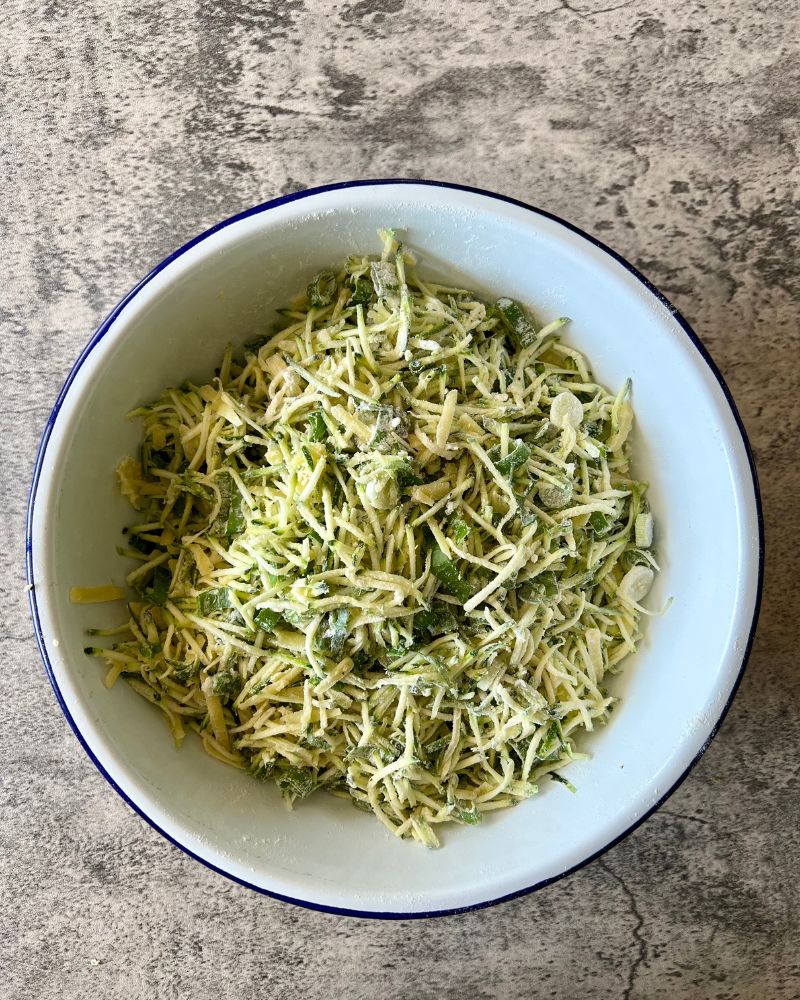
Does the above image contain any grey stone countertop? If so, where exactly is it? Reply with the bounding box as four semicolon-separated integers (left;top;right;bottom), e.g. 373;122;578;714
3;1;797;997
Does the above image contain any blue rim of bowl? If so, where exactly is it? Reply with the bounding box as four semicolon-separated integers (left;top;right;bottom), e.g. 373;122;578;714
25;178;764;919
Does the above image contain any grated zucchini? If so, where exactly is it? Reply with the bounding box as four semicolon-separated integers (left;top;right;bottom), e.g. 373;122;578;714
85;231;659;847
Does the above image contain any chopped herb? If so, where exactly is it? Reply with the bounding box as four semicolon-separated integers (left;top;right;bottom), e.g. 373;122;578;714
537;720;565;760
212;472;241;539
248;759;275;781
394;460;423;488
254;608;281;633
449;518;471;544
450;801;482;825
283;608;315;628
350;649;374;673
415;602;458;637
517;570;559;602
537;571;559;596
196;587;235;616
302;730;332;750
588;511;611;536
620;547;653;571
430;546;473;603
277;766;315;800
348;275;374;306
127;533;165;556
136;565;171;607
226;489;245;539
212;670;242;698
307;410;327;442
491;440;531;478
170;659;201;684
319;608;349;659
423;736;451;760
243;334;269;354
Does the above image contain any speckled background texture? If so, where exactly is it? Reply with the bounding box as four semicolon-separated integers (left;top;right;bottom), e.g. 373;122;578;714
3;1;798;997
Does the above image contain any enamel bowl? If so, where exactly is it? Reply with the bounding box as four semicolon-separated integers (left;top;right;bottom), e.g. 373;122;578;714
27;181;762;917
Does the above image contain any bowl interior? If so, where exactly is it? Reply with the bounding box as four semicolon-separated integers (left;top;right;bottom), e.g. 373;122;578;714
30;183;760;915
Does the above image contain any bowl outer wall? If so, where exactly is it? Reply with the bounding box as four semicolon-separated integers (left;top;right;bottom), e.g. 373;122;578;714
26;180;763;917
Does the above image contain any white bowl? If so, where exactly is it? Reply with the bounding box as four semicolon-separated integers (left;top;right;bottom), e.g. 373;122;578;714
27;181;763;917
